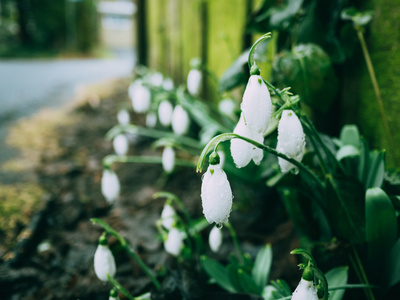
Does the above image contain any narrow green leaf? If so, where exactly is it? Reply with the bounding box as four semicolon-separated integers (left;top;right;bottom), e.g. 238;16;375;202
388;237;400;287
365;150;385;189
366;188;397;261
336;145;360;161
200;256;236;293
340;125;360;148
252;244;273;288
325;267;348;300
237;268;263;295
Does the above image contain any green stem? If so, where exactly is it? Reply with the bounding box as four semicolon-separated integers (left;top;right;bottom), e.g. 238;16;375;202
225;222;246;263
103;154;195;169
248;32;272;70
350;244;375;300
356;27;395;161
91;218;161;290
153;191;192;224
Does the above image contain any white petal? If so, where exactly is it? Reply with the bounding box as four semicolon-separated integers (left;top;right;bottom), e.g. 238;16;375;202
292;278;318;300
161;204;176;230
187;69;202;96
163;78;174;91
218;98;236;117
241;75;272;134
209;226;223;252
101;169;120;204
162;147;175;173
201;165;233;225
94;244;116;282
172;105;190;135
151;72;163;87
158;100;173;127
113;134;129;156
276;110;305;173
164;227;184;256
117;109;130;125
130;82;151;113
230;115;264;168
146;112;157;128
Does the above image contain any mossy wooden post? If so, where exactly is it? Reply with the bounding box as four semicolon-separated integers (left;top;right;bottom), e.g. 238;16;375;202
352;0;400;166
166;0;183;83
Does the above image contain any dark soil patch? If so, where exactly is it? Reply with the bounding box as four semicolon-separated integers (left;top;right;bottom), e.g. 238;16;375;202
0;80;299;300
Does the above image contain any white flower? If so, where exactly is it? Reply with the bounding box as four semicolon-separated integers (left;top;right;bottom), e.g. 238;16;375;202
164;227;184;256
241;75;272;134
158;100;173;127
151;72;163;87
218;98;236;117
201;164;233;225
276;110;305;173
172;105;190;135
230;115;264;168
162;146;175;173
161;203;176;230
101;169;120;204
163;78;174;91
129;81;151;113
146;112;157;128
187;69;202;96
292;278;318;300
113;134;129;156
209;226;223;252
94;244;116;282
117;109;130;125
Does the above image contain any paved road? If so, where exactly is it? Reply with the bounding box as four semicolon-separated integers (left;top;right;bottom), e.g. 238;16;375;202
0;49;135;175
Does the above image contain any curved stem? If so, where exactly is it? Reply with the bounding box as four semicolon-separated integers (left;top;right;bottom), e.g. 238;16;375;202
103;154;195;169
350;245;376;300
248;32;272;70
225;222;246;264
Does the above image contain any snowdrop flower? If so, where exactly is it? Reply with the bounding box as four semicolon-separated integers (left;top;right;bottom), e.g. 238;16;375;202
172;105;190;135
201;154;233;225
113;134;129;156
163;78;174;91
101;169;120;204
117;109;130;125
218;98;236;118
151;72;163;87
162;146;175;173
161;203;176;230
276;110;305;173
146;112;157;128
230;115;264;168
209;225;223;252
129;81;151;113
187;69;202;96
158;100;173;127
292;278;318;300
109;289;119;300
241;74;272;134
164;227;184;256
94;234;116;282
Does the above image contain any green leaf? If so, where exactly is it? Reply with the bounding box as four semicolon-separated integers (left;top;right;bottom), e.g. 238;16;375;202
336;145;360;161
365;188;397;261
218;51;249;92
325;267;348;300
200;256;236;293
340;125;360;148
252;244;273;288
341;7;374;27
365;150;385;189
325;175;365;243
237;268;263;295
269;0;304;30
388;237;400;287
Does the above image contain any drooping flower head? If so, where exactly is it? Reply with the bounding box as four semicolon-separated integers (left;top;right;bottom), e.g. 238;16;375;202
230;114;264;168
146;112;157;128
292;263;318;300
240;72;272;135
209;225;223;252
129;81;151;113
201;152;233;225
113;134;129;156
187;58;202;96
117;109;130;126
276;110;305;173
94;233;116;282
101;169;120;204
164;227;185;256
161;203;176;230
158;100;173;127
162;146;175;174
172;105;190;136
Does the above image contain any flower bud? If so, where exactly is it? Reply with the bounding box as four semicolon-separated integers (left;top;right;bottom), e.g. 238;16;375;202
163;78;174;91
241;75;272;134
172;105;190;136
201;164;233;225
94;239;116;282
129;81;151;113
101;169;120;204
187;69;202;96
209;225;223;252
230;115;264;168
158;100;173;127
146;112;157;128
161;203;176;230
117;109;130;126
162;146;175;174
113;134;129;156
151;72;163;87
276;110;305;173
164;227;184;256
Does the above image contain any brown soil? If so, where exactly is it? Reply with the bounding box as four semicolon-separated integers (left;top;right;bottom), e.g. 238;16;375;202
0;79;299;300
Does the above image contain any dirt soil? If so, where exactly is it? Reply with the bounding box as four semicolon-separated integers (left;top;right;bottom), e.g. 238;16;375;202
0;79;299;300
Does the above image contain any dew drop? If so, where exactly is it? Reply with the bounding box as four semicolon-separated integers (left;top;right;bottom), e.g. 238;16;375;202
216;223;223;230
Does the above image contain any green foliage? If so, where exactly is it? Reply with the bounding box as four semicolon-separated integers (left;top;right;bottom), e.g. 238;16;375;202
325;267;348;300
